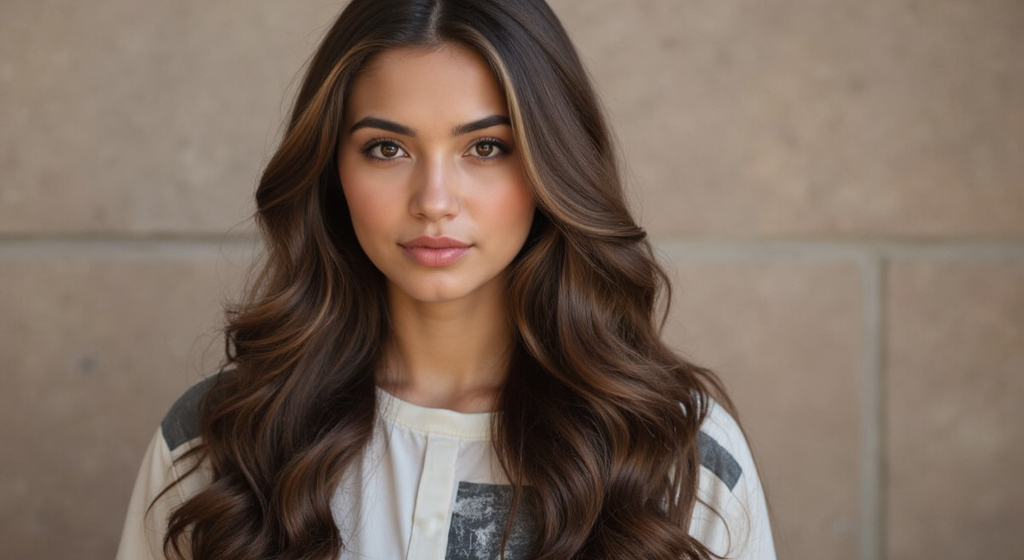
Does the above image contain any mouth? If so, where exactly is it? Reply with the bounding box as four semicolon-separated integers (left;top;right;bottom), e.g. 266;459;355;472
400;236;472;249
399;236;472;267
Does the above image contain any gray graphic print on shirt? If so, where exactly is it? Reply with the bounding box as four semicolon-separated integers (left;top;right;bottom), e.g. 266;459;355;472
444;482;536;560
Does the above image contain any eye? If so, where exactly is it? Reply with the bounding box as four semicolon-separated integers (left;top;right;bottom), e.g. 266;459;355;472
473;142;496;158
466;138;510;160
363;140;408;161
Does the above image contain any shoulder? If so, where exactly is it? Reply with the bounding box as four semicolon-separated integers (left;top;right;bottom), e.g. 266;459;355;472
160;370;232;453
691;399;777;559
695;399;753;492
116;374;230;559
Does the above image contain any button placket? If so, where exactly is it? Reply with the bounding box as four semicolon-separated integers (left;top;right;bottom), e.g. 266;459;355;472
407;434;460;559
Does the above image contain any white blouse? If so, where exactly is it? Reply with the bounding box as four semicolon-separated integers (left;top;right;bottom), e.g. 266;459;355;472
117;380;776;559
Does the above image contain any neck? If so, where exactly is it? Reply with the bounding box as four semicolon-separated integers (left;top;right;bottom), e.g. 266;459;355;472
379;280;513;413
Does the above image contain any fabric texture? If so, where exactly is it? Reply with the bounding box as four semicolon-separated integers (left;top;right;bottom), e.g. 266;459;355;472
116;378;776;560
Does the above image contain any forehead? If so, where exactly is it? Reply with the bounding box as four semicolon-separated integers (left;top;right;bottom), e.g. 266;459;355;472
344;43;508;125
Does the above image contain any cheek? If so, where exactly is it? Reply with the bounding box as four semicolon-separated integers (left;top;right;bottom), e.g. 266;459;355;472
341;184;398;274
344;187;382;228
499;175;536;238
481;182;535;253
507;192;536;236
340;169;396;235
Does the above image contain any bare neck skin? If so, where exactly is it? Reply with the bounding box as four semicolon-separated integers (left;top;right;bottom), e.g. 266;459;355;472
378;274;513;413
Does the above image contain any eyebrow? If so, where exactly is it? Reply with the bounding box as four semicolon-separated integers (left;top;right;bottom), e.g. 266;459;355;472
349;115;511;137
349;117;415;136
451;115;511;136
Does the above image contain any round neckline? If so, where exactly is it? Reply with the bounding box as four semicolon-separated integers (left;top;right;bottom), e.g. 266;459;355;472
376;387;494;440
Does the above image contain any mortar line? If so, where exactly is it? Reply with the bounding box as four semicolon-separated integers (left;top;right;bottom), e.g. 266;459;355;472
0;232;259;242
653;239;1024;261
860;255;885;560
2;236;1023;260
0;237;262;258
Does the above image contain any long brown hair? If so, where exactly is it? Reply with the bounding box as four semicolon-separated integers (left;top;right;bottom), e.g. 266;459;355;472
164;1;731;558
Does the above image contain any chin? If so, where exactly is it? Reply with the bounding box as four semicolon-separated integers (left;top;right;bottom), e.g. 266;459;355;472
388;273;506;306
388;281;466;304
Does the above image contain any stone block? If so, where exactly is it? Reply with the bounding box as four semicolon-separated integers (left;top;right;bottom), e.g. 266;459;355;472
551;0;1024;236
664;258;863;560
885;260;1024;559
0;249;249;559
0;0;336;234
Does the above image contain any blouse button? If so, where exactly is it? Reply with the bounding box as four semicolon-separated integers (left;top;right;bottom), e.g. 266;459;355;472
423;518;438;534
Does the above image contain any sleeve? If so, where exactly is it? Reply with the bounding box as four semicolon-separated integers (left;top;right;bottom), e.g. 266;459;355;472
117;374;217;559
688;402;777;560
115;428;183;560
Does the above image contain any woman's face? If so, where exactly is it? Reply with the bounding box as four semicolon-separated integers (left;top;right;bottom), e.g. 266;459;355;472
338;43;535;306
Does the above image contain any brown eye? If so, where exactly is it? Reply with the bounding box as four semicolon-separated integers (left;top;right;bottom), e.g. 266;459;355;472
475;143;494;157
469;140;507;159
365;141;406;160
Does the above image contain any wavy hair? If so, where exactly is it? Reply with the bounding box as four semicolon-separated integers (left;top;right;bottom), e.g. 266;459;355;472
163;0;732;558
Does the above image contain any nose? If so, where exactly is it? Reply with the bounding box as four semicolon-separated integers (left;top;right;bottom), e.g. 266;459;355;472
409;154;460;221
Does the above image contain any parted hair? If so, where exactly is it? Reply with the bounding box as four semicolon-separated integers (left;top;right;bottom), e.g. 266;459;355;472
162;0;731;558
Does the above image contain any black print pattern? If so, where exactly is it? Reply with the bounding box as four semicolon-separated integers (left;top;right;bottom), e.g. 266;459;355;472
444;482;536;560
697;431;742;491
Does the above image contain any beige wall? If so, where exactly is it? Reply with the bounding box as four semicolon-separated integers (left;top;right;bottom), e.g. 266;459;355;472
2;1;1022;559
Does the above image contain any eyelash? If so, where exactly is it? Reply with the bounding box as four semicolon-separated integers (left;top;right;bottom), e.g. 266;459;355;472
360;138;407;162
468;137;512;161
359;137;513;162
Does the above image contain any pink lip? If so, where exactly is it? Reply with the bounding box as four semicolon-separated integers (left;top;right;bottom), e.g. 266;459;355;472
400;236;472;267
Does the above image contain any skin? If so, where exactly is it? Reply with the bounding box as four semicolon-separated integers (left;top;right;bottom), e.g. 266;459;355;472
338;43;536;413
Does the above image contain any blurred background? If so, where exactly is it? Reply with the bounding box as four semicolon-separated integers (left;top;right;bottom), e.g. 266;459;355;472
1;0;1022;558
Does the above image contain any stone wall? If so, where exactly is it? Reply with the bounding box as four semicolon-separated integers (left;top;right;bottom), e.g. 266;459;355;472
2;1;1022;558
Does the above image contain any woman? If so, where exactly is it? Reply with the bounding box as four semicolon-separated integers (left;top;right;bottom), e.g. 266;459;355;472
117;0;775;559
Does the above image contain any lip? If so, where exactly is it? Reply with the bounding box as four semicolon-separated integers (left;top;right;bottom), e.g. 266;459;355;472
399;236;472;267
